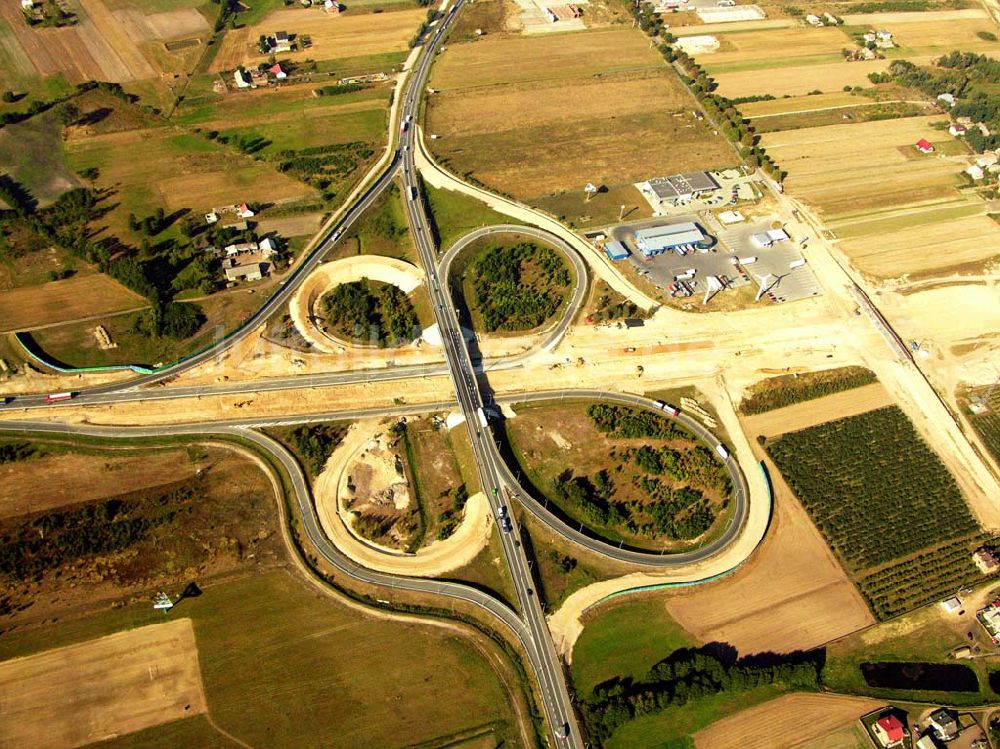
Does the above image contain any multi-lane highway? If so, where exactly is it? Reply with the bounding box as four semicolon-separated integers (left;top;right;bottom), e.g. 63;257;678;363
0;2;758;745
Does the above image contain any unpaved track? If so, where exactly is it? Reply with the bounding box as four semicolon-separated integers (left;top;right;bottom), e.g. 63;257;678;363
313;420;492;576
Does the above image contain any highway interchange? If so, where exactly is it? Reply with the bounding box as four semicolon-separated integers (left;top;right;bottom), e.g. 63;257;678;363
2;3;757;746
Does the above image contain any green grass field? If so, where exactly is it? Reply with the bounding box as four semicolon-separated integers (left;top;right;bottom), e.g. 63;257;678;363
572;597;698;696
423;182;523;250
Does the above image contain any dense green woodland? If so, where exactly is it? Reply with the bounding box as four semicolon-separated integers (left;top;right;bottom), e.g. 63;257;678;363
583;646;824;745
467;241;570;332
321;279;419;346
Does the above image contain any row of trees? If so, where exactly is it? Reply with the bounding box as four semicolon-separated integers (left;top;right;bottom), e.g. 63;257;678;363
739;366;877;415
583;647;824;745
587;404;688;441
766;406;978;575
625;2;785;180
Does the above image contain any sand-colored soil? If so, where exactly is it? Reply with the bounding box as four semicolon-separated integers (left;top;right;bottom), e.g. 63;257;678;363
743;382;892;437
313;421;491;575
289;254;425;353
663;467;874;654
693;693;881;749
0;448;208;519
0;272;146;331
0;618;207;749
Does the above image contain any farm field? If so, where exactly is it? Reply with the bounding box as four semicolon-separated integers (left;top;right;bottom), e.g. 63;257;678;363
209;7;425;72
0;271;145;331
502;400;735;552
759;115;1000;277
663;467;874;654
712;57;901;98
0;618;207;749
744;382;893;437
0;436;529;748
738;366;878;415
425;28;737;211
692;693;879;749
0;444;215;518
764;406;985;619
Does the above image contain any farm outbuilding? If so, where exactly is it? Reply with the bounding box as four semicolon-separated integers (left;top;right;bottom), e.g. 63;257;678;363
751;228;790;248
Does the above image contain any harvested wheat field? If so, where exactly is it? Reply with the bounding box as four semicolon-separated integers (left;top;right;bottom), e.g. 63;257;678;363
741;92;860;118
693;693;880;749
427;28;736;199
841;9;1000;55
744;383;893;438
713;58;903;98
0;447;214;519
664;470;874;653
430;28;663;89
0;272;145;330
0;619;207;749
839;212;1000;277
211;8;425;72
761;116;964;218
702;27;850;71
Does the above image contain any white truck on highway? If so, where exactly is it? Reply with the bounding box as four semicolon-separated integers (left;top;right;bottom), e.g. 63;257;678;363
715;443;729;460
476;407;488;428
408;186;418;201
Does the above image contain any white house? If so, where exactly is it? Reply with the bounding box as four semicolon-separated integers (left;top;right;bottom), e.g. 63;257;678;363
259;237;278;256
205;212;219;224
234;69;252;88
938;92;956;107
237;202;255;219
976;152;999;168
225;263;266;282
967;164;985;180
272;30;292;53
950;123;967;136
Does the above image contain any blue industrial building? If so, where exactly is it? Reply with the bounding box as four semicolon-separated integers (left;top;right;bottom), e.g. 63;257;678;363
604;241;630;261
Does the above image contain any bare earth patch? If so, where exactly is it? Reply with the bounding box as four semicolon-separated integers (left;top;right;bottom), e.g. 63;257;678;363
693;693;881;749
664;469;874;653
744;382;892;438
0;618;207;749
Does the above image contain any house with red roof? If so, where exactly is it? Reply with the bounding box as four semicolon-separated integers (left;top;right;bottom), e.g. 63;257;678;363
873;714;905;748
916;138;935;153
269;63;287;80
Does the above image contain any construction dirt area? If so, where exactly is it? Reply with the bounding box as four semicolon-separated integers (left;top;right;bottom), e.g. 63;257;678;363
0;618;207;749
692;693;882;749
312;421;492;576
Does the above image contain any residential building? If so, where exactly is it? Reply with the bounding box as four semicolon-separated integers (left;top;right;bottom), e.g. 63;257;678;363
974;547;1000;574
976;152;999;168
270;63;287;80
938;93;956;106
967;164;985;180
928;709;959;741
205;212;219;224
950;123;967;136
272;30;292;52
259;237;278;256
237;202;255;219
234;69;252;88
224;242;258;256
873;715;905;748
916;138;934;153
805;13;822;25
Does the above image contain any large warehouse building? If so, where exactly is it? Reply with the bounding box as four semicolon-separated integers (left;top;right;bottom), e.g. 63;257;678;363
640;172;721;206
633;222;709;256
